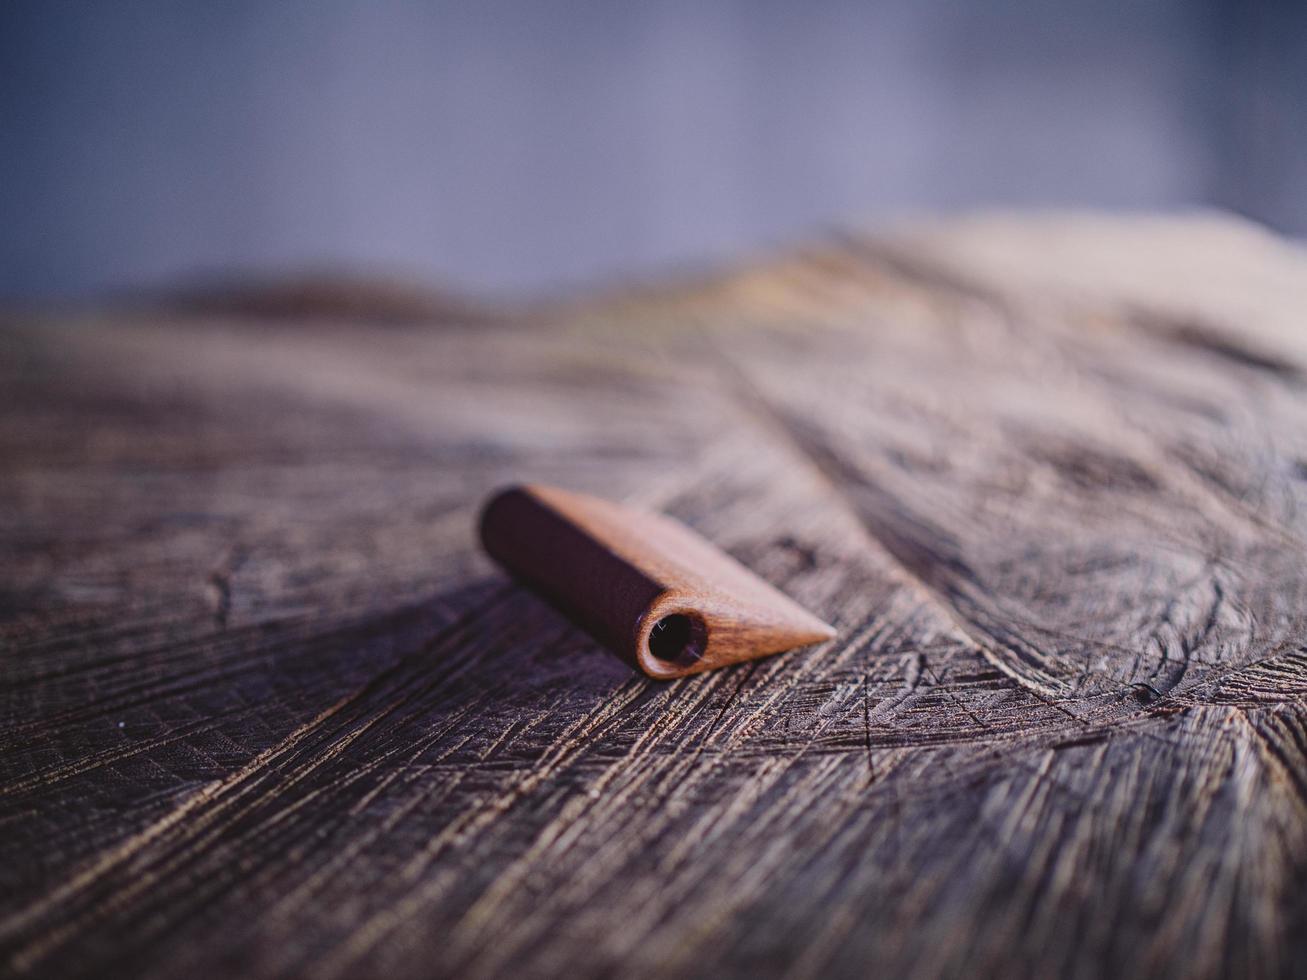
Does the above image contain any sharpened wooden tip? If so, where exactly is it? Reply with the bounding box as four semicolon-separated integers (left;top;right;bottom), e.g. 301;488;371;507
478;484;836;679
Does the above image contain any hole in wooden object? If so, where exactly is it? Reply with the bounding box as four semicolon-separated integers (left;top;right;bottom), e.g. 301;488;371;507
647;613;706;667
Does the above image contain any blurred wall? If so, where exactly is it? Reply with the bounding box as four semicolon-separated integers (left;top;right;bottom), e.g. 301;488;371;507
2;0;1305;300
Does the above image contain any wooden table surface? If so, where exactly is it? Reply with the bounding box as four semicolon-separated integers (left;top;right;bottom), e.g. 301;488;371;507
3;214;1306;979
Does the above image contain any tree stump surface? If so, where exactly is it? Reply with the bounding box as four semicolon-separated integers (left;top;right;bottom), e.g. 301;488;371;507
2;213;1306;979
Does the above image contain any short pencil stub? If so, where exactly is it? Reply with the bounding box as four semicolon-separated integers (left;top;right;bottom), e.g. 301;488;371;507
479;483;836;678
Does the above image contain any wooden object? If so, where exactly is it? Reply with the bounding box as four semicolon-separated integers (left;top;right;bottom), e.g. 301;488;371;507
3;213;1307;980
479;484;835;678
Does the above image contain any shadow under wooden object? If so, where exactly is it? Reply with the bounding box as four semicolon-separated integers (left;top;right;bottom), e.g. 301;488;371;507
2;213;1305;980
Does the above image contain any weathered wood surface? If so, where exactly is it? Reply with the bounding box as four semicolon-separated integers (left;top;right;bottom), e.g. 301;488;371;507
2;213;1306;979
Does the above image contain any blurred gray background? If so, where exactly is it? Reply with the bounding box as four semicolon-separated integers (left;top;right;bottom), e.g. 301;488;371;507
3;0;1305;300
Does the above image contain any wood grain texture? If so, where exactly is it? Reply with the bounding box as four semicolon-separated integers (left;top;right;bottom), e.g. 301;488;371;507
2;212;1306;979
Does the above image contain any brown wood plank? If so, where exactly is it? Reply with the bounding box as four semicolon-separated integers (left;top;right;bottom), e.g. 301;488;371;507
2;213;1305;979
